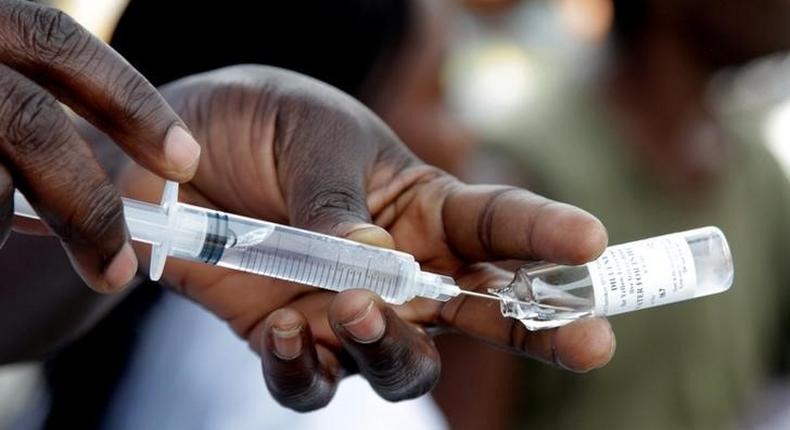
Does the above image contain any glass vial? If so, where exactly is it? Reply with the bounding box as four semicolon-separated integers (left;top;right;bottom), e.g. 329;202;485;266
491;226;734;330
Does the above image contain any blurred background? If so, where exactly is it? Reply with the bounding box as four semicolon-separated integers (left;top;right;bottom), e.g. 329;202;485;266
3;0;790;429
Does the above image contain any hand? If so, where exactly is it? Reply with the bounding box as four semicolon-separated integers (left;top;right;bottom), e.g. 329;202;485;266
1;0;201;292
118;65;616;411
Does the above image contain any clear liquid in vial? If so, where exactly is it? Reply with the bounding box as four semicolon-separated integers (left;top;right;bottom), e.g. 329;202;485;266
491;227;734;330
491;263;595;330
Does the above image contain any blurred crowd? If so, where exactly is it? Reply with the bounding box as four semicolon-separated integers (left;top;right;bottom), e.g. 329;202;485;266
3;0;790;429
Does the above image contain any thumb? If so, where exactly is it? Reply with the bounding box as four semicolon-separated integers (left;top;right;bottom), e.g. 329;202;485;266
279;148;393;247
344;224;395;249
281;172;394;247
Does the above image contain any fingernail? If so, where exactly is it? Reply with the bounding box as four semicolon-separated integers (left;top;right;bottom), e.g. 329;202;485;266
272;324;303;360
341;300;385;344
608;326;617;359
164;125;201;175
345;224;395;249
104;242;138;292
556;318;615;372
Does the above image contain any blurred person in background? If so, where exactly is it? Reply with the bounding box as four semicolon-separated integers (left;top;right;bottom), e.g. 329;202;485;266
435;0;790;429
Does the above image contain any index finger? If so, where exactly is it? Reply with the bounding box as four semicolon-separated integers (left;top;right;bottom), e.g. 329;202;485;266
0;1;200;181
442;185;608;264
434;266;616;372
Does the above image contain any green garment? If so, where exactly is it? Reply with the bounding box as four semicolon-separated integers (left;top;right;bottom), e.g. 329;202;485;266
483;88;790;430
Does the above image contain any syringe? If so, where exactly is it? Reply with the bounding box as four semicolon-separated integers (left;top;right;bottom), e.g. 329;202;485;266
12;181;501;305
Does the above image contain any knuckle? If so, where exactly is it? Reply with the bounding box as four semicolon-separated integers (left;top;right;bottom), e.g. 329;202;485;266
271;93;311;150
269;374;334;412
27;6;92;64
0;83;68;156
273;89;311;120
508;318;531;355
53;180;124;246
476;187;520;257
304;184;367;227
0;173;10;200
107;70;163;125
0;167;11;248
273;87;361;151
0;167;12;204
365;339;441;401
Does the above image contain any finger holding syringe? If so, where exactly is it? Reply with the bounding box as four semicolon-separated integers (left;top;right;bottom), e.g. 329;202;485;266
113;66;618;410
0;65;621;412
71;162;616;413
108;173;617;404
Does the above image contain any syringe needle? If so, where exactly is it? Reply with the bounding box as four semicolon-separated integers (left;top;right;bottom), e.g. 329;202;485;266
456;289;509;302
456;289;551;309
456;290;534;308
456;289;533;308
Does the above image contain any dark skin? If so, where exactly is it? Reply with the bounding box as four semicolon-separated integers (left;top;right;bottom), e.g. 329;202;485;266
113;65;616;411
0;0;201;292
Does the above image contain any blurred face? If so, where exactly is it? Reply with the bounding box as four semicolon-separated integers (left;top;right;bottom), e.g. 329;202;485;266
365;0;475;173
460;0;520;13
668;0;790;66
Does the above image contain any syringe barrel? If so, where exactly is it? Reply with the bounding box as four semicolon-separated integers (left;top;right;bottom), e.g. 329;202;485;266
169;203;427;304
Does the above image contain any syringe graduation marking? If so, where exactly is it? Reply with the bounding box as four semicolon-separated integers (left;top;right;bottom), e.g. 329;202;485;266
216;223;405;300
272;234;283;278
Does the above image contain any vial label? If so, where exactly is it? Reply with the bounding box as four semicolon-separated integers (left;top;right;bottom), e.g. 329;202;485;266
587;233;696;316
